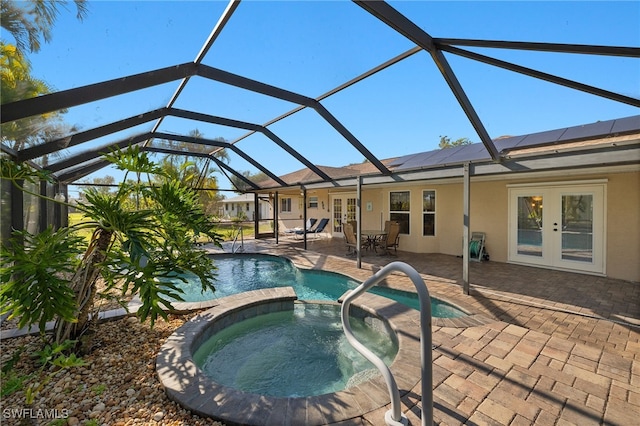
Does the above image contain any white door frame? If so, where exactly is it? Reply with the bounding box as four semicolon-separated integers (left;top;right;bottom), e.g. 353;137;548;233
508;180;606;275
330;193;356;238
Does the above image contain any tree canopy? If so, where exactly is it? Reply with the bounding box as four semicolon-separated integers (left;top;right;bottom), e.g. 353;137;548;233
1;0;89;55
438;135;472;149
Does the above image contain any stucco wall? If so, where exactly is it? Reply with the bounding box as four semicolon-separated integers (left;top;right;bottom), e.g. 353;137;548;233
320;169;639;282
605;171;640;282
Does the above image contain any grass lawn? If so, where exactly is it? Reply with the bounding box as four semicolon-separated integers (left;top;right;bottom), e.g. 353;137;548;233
68;212;94;242
68;213;267;243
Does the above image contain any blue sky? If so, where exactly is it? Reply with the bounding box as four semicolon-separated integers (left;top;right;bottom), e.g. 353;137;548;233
4;1;639;193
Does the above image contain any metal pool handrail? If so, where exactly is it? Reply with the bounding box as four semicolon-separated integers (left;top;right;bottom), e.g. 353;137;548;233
340;261;433;426
230;225;244;253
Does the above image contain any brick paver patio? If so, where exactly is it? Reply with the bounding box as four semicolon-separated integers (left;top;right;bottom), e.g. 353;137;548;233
224;236;639;425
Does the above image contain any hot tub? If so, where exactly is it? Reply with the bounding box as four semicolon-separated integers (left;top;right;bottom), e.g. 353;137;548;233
156;287;424;425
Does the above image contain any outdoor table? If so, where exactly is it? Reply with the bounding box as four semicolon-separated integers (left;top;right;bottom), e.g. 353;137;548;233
361;230;387;252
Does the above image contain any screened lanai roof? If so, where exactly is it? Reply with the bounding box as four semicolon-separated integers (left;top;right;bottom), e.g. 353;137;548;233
1;0;639;192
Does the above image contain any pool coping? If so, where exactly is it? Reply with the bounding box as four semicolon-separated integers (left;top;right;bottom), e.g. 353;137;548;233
156;287;426;425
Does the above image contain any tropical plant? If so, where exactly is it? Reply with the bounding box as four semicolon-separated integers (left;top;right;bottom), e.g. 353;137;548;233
0;227;84;332
0;0;89;55
0;146;223;352
1;41;79;166
229;170;268;192
154;129;229;214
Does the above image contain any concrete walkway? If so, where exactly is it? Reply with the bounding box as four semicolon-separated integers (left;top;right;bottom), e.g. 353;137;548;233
224;237;639;425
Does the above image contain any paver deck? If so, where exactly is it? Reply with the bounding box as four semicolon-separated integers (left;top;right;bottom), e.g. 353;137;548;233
214;236;639;425
4;235;636;425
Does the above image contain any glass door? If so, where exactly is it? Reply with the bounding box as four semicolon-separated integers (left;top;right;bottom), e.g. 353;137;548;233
509;183;605;274
332;198;343;234
516;194;544;258
555;188;603;274
331;195;356;238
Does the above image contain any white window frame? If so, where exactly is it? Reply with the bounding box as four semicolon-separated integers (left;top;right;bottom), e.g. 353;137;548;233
281;197;292;213
389;191;410;234
309;196;318;209
422;190;436;236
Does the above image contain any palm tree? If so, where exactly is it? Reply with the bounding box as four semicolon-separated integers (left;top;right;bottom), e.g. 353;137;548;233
155;129;231;213
0;0;88;55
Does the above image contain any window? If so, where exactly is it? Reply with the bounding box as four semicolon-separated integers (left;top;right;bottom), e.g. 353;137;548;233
309;196;318;208
246;203;250;211
390;191;410;234
423;190;435;236
225;204;229;211
280;197;292;212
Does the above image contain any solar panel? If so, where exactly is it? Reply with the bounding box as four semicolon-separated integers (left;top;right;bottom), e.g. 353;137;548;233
512;129;568;148
494;135;527;151
438;143;491;164
387;153;417;167
611;115;640;134
395;150;441;170
388;115;640;173
424;145;466;164
558;119;615;142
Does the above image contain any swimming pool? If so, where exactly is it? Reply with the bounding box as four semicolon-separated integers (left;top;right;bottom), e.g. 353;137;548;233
173;253;467;318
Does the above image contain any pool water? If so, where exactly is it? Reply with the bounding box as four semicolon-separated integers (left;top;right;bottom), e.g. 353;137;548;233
174;253;467;318
193;303;397;397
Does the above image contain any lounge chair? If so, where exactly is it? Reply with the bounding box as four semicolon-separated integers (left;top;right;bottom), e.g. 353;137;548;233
295;218;329;239
285;218;317;234
376;221;400;254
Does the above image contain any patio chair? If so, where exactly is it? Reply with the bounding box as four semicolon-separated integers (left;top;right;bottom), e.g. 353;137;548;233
295;218;329;239
376;221;400;254
344;223;366;255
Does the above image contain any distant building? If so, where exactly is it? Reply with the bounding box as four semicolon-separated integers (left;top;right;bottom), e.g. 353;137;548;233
219;193;272;221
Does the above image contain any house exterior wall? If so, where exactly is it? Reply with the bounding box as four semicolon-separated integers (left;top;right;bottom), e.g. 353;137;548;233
606;171;639;282
220;198;272;221
299;169;638;282
276;194;308;231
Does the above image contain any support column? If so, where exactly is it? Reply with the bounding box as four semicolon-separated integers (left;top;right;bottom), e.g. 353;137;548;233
11;179;24;248
39;181;48;232
254;192;259;238
356;176;362;268
302;187;307;250
462;163;470;295
274;191;279;244
53;182;62;230
61;184;69;228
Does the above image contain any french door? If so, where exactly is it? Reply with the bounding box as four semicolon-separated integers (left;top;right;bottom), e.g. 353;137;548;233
331;195;356;238
508;183;605;274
